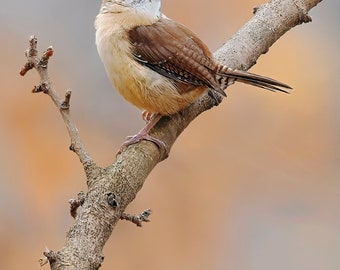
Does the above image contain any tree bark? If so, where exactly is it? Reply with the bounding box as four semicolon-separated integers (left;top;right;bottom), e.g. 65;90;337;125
20;0;322;269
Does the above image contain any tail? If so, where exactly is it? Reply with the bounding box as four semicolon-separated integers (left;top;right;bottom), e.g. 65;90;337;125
216;66;292;94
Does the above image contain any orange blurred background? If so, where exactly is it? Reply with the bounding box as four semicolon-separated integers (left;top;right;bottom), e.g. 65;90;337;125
1;0;339;269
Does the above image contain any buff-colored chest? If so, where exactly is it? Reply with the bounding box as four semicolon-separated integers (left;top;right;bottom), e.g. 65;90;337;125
95;12;204;115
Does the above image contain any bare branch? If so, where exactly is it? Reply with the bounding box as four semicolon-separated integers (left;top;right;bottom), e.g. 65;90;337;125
20;36;93;167
121;209;152;227
213;0;322;68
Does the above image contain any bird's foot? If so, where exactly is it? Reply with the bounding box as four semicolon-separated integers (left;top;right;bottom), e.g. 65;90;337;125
116;114;168;159
117;132;167;156
141;110;153;122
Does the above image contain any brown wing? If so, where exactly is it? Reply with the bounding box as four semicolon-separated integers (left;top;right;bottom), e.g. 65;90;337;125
128;18;225;95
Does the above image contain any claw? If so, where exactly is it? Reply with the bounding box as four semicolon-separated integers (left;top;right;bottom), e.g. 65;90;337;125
117;133;167;155
141;110;153;122
116;114;168;158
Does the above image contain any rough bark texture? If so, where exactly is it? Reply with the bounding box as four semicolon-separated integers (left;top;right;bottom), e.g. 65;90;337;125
20;0;322;269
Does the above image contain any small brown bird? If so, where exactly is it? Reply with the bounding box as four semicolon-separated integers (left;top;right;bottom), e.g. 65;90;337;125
95;0;291;152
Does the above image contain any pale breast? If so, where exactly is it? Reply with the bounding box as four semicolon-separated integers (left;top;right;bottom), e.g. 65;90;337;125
95;13;205;115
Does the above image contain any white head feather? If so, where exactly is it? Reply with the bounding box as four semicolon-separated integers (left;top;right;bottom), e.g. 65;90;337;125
100;0;162;20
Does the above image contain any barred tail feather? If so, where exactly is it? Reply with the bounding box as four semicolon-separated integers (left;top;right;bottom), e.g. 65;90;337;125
216;67;292;94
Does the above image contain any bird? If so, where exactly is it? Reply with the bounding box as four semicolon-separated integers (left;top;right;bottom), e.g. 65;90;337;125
95;0;292;154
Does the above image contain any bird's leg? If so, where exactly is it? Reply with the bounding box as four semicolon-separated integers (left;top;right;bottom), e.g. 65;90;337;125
117;113;167;156
142;110;153;122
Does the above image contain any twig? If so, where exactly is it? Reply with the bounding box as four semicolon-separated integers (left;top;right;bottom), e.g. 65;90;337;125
121;209;152;227
39;247;56;267
61;90;72;110
69;191;86;219
20;36;93;167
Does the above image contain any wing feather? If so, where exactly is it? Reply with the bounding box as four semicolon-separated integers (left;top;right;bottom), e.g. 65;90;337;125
128;19;224;94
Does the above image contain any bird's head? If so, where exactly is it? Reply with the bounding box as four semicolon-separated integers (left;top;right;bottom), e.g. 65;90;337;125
100;0;162;20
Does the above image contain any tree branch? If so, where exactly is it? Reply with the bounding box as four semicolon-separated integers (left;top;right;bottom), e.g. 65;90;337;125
20;36;93;168
20;0;322;269
120;209;152;227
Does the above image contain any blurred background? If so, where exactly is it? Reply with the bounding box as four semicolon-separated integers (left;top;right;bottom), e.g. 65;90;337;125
1;0;339;269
